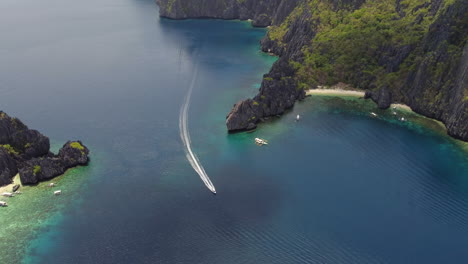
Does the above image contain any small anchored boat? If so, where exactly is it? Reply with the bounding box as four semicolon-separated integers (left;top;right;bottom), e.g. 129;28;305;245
1;192;14;197
0;201;7;207
54;190;62;196
255;138;268;146
48;183;56;187
296;114;301;121
370;112;378;117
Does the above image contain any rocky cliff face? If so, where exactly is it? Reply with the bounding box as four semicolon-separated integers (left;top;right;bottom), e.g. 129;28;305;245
156;0;298;27
157;0;468;141
0;111;90;186
0;148;17;186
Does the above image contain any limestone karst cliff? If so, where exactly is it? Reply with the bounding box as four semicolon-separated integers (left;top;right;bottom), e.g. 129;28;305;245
157;0;467;141
0;111;89;186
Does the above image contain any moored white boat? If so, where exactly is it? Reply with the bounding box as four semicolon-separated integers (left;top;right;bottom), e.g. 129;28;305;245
0;201;7;207
54;190;62;195
2;192;14;197
255;138;268;146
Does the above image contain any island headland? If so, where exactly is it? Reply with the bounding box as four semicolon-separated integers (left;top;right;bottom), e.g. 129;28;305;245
0;111;89;188
156;0;467;141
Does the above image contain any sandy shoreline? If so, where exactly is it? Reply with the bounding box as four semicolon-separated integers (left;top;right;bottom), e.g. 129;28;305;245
390;103;412;111
0;174;21;194
305;88;462;143
306;88;416;111
306;88;365;97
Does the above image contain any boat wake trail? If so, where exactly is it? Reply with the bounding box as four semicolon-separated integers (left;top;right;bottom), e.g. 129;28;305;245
179;66;216;194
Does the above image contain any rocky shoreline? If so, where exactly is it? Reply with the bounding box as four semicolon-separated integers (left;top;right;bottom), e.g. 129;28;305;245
0;111;89;188
156;0;467;141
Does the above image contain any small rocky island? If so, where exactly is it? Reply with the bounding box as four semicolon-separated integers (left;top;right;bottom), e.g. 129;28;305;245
0;111;89;187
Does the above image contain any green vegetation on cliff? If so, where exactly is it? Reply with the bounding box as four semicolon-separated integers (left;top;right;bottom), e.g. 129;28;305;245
264;0;467;141
70;141;85;151
33;165;41;176
0;144;20;155
157;0;467;140
269;0;467;94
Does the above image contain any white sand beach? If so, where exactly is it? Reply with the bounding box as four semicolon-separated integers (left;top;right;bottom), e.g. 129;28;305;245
0;174;21;194
306;89;365;97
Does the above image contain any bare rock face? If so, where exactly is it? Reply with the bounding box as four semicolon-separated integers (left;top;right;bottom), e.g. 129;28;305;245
364;86;393;109
0;112;49;159
0;111;90;187
226;59;306;132
226;99;260;132
156;0;295;27
19;141;89;185
0;148;18;186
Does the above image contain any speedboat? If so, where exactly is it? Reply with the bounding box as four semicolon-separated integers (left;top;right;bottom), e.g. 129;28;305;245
54;190;62;196
0;201;7;207
296;114;300;121
1;192;14;197
370;112;377;117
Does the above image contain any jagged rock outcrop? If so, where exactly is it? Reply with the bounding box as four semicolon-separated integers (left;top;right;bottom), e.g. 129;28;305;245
19;141;89;185
364;86;393;109
156;0;468;141
0;112;49;159
0;111;90;186
226;56;306;131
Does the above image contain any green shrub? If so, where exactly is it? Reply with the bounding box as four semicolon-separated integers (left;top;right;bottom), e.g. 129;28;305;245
70;141;84;151
0;144;19;155
33;165;41;175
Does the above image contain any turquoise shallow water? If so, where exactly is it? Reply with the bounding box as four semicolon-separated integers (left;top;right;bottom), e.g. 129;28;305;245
0;0;467;263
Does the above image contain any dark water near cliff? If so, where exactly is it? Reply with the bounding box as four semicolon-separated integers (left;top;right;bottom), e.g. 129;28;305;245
1;0;468;263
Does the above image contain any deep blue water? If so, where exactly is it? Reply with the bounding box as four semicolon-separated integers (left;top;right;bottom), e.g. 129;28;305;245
1;0;467;263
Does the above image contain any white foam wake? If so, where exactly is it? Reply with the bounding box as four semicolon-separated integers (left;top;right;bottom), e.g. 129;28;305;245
179;67;216;193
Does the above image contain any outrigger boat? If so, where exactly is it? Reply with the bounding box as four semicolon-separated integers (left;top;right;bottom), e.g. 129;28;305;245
12;184;20;192
255;138;268;146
